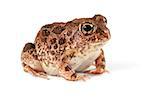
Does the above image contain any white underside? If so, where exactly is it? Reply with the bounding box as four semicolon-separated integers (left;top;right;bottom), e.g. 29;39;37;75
70;45;102;71
42;44;102;75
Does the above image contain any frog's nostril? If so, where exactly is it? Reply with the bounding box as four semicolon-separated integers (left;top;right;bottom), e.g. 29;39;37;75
101;29;110;39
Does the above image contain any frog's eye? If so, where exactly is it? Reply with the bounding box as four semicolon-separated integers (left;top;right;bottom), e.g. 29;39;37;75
81;22;94;35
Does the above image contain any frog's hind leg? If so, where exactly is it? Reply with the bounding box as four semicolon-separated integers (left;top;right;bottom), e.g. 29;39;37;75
84;49;108;74
21;43;48;79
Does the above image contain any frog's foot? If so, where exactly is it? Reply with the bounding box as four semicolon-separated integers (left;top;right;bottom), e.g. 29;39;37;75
23;64;49;79
84;68;108;74
70;73;89;81
58;63;88;81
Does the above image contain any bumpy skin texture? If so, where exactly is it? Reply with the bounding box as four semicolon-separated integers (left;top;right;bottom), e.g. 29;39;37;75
21;14;111;81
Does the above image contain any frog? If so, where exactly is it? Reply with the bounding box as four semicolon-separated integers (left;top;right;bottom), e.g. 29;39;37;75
21;14;111;81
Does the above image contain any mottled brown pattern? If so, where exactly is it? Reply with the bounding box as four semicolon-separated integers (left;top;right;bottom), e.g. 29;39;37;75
71;73;77;79
50;51;55;55
42;29;50;36
65;66;72;71
52;26;65;34
59;38;66;45
50;38;57;44
66;31;72;36
53;44;58;49
41;37;47;42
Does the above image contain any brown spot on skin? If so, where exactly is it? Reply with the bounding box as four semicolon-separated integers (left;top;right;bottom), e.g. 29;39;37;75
41;52;45;56
38;49;41;53
69;52;75;58
52;26;65;34
33;54;38;60
49;45;51;49
60;51;65;55
51;51;55;55
51;38;57;44
89;36;96;41
30;50;33;53
52;57;55;61
67;31;72;36
71;73;77;79
70;37;73;42
42;29;50;36
41;37;47;42
62;55;68;62
65;66;71;71
23;43;35;52
37;43;40;48
59;38;66;45
54;44;58;49
55;56;58;60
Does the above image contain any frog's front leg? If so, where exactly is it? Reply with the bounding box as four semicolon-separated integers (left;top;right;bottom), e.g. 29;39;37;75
21;43;48;79
58;62;87;81
84;49;108;74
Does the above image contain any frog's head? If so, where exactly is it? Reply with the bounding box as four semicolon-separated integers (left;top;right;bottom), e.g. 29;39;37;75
75;14;111;46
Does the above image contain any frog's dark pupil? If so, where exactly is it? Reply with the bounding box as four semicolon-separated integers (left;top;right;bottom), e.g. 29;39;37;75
83;25;92;32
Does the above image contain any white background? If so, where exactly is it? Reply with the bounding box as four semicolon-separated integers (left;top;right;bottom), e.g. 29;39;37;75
0;0;150;99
